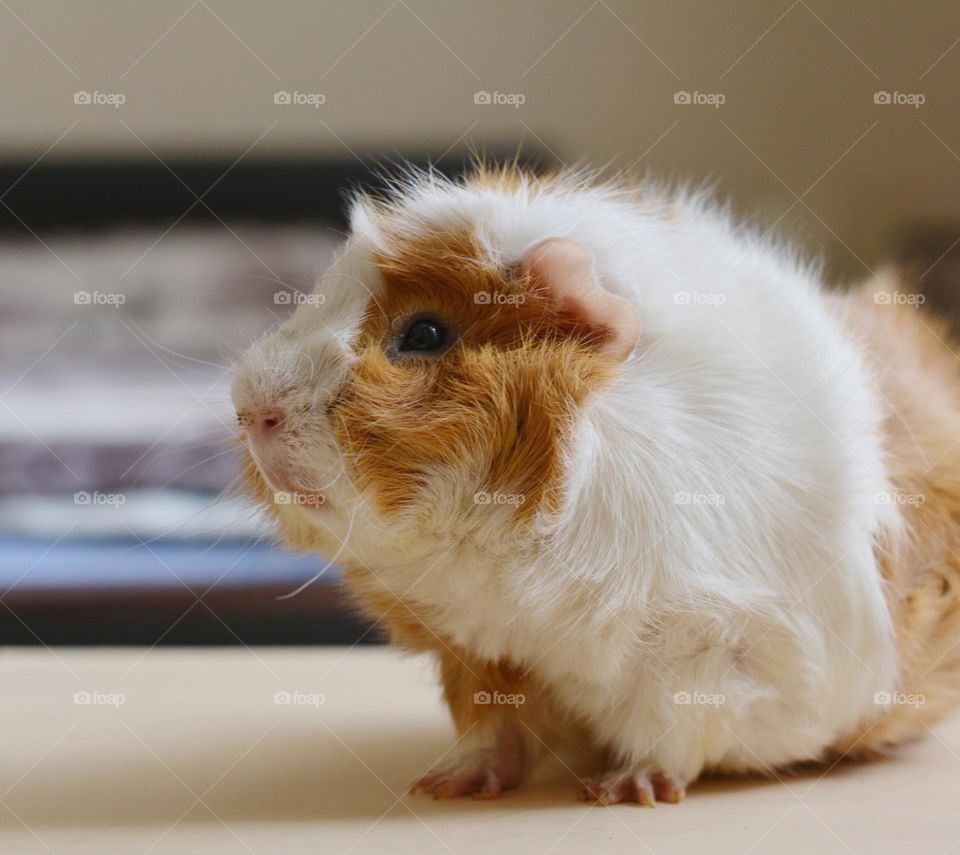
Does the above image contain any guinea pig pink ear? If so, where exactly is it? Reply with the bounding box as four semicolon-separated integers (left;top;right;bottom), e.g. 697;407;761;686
519;237;641;362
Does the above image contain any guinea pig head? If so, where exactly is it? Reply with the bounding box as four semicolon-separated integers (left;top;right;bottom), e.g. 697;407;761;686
232;216;641;563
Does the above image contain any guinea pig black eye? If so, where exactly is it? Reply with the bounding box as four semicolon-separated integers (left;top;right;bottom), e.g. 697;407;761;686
400;319;446;353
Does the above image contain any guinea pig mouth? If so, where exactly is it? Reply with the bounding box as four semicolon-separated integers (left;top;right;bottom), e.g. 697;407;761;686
249;451;329;511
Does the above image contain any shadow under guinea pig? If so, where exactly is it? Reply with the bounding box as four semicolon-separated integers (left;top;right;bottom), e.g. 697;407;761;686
0;718;875;828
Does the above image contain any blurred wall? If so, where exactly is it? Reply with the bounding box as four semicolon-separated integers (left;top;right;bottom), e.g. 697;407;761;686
1;0;959;279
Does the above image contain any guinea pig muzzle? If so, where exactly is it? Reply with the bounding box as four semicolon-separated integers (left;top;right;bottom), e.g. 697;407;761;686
236;405;328;510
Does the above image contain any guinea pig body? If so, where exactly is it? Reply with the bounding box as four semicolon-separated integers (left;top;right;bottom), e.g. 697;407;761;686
233;166;960;804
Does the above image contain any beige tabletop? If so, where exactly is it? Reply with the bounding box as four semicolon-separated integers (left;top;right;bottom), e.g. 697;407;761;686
1;645;958;854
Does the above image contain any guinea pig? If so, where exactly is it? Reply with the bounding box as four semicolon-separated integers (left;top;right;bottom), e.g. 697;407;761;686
232;164;960;805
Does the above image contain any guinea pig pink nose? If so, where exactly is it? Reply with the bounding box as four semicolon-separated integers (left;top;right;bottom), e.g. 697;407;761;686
245;408;286;442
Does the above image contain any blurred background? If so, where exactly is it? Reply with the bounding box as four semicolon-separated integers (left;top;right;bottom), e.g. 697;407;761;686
1;0;959;644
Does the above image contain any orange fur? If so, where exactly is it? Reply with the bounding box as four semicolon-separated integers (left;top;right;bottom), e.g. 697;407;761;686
834;271;960;755
331;228;615;521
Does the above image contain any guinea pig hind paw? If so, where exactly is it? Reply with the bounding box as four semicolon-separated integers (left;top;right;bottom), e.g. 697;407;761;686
472;770;504;800
580;769;686;807
651;771;686;804
410;757;515;800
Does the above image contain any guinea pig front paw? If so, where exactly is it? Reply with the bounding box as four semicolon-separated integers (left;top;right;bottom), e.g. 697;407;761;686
410;745;523;800
579;768;687;807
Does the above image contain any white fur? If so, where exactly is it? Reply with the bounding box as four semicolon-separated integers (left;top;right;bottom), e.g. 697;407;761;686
233;170;900;784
